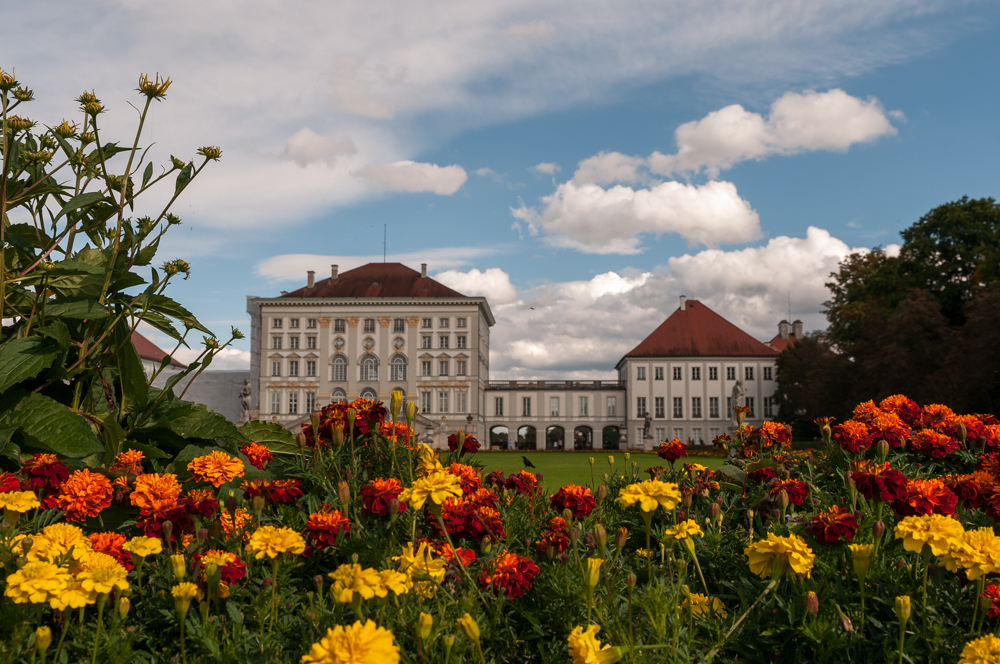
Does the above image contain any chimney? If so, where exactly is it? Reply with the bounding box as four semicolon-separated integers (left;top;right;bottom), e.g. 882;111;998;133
306;271;315;288
421;263;427;278
778;320;789;340
330;264;339;280
792;319;803;338
679;295;686;311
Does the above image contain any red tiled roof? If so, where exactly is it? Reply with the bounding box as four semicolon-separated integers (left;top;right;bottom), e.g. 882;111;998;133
623;300;778;359
281;263;467;299
131;331;187;367
767;334;799;352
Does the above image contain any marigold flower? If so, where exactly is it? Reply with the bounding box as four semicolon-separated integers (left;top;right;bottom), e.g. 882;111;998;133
981;424;1000;449
752;421;792;451
239;443;273;471
909;429;961;459
188;451;245;487
478;551;540;599
550;484;597;518
938;527;1000;580
305;505;351;550
536;516;571;557
662;519;704;542
981;584;1000;619
958;634;1000;664
328;564;387;603
808;505;858;545
447;463;483;495
301;620;400;664
109;449;145;475
892;479;958;517
53;469;113;522
360;478;407;516
193;549;246;584
123;535;163;559
616;480;682;513
220;507;251;540
943;472;990;509
131;473;182;512
921;403;957;433
0;471;21;493
448;432;481;455
567;624;620;664
26;523;93;571
137;72;172;98
866;410;910;448
894;514;965;556
745;533;815;579
415;443;444;477
0;489;40;514
88;532;132;570
393;542;446;599
263;479;305;504
978;453;1000;481
181;488;219;517
379;421;413;443
656;439;687;462
504;470;541;495
680;593;728;619
303;398;387;446
78;553;130;595
378;569;410;595
769;479;807;507
456;612;480;640
895;595;911;621
850;461;908;503
171;582;200;614
19;453;69;490
584;557;603;588
831;420;872;454
246;525;306;559
879;395;921;427
399;470;462;510
430;498;505;542
3;561;71;605
848;543;874;577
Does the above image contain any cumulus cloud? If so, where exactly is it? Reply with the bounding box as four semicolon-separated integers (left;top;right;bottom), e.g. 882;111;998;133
283;128;357;166
513;179;760;254
357;161;468;194
530;162;561;175
254;247;500;283
434;268;519;305
572;151;647;185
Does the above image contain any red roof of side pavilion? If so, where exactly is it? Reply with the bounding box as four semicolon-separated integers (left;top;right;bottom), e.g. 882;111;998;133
131;331;187;367
621;299;778;360
281;263;467;299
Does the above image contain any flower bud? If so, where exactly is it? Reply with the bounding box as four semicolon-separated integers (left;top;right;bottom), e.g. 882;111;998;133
624;453;630;461
251;495;266;515
597;484;607;501
804;591;819;616
197;528;208;546
615;527;628;549
313;575;324;589
873;520;886;539
569;527;580;545
710;502;721;522
546;543;555;561
347;408;357;430
682;492;692;508
877;440;889;458
589;457;595;465
481;535;492;554
456;613;480;641
390;390;403;419
595;525;608;551
958;422;967;445
388;498;401;524
338;481;351;507
405;400;418;423
777;490;789;511
895;595;911;622
35;626;52;652
118;596;131;618
840;614;853;633
331;423;345;448
296;431;308;449
261;577;273;590
849;544;874;579
442;634;455;658
608;456;615;467
170;554;186;580
226;495;237;514
585;558;602;588
626;572;637;590
161;520;174;540
563;508;574;523
418;612;433;639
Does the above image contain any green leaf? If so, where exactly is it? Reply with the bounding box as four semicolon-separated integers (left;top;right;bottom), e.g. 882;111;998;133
132;237;159;267
139;310;184;342
238;420;299;455
717;464;747;484
0;390;104;458
53;191;107;222
746;459;779;473
150;400;247;443
147;295;211;334
142;162;154;188
112;320;148;415
0;336;61;393
175;162;194;195
43;297;109;319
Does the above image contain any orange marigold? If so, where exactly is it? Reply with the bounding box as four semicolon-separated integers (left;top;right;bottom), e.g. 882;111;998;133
239;443;273;471
220;508;251;540
188;451;245;487
448;463;483;495
359;478;407;516
305;505;351;550
109;449;145;476
54;469;112;522
769;478;807;506
807;505;858;545
867;410;910;448
921;404;957;433
88;532;132;570
752;421;792;451
852;400;882;424
380;421;413;442
536;516;570;558
832;420;872;454
879;395;921;427
478;551;539;599
504;470;540;495
131;473;182;512
909;429;961;459
892;478;958;517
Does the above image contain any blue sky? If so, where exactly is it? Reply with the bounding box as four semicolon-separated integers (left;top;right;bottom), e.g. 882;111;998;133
5;1;1000;376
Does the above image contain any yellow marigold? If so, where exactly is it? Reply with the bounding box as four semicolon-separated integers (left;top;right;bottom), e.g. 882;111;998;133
3;561;70;605
300;620;400;664
959;634;1000;664
615;480;682;513
416;443;443;478
109;449;145;475
171;582;200;613
745;533;815;579
393;542;446;599
187;451;245;487
78;553;129;595
27;523;94;571
53;468;113;522
246;525;306;559
131;473;182;512
680;593;728;619
893;514;965;556
567;624;621;664
123;535;162;558
663;519;704;541
49;578;95;611
328;564;387;603
0;490;40;514
399;469;462;510
378;569;410;596
938;527;1000;580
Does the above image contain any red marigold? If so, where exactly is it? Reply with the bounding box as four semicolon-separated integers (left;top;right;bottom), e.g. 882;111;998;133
181;489;219;518
504;470;540;495
850;461;908;503
769;478;807;506
192;549;247;584
0;471;21;493
752;422;792;451
53;469;113;522
879;395;921;428
379;421;413;442
942;472;991;509
945;414;985;444
484;470;506;488
448;432;482;455
109;449;145;476
305;504;350;550
239;443;273;471
807;505;858;545
892;478;958;517
978;453;1000;480
921;403;957;433
982;585;1000;619
265;479;304;504
712;433;732;447
657;439;687;462
301;398;387;446
747;466;776;483
550;484;596;518
536;516;570;558
360;478;407;515
137;503;193;541
88;532;133;570
448;463;483;495
20;453;69;491
432;498;505;542
909;429;961;459
465;488;499;509
831;420;872;454
112;476;131;504
982;424;1000;448
418;539;478;567
867;410;910;448
479;551;540;599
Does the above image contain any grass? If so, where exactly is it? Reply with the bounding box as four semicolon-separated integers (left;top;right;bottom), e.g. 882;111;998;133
471;451;726;490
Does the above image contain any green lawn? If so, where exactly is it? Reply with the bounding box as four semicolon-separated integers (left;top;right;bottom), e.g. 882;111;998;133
471;451;725;491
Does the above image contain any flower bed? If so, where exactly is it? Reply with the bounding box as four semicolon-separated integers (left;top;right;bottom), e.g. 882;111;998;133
2;394;1000;663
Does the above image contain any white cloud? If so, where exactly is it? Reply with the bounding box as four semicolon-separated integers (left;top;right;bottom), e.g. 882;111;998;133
283;128;357;166
513;179;760;254
173;347;252;371
506;20;554;37
357;160;468;194
254;247;501;282
475;167;497;177
572;151;646;185
434;268;519;305
530;162;561;175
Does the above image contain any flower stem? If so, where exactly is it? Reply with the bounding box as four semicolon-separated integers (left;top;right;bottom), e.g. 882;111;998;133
703;579;778;663
90;595;106;664
269;558;280;632
897;621;906;664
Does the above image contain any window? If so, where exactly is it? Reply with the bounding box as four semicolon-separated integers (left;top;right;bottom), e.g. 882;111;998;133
710;427;720;441
422;318;432;328
289;318;299;329
606;396;617;417
439;360;449;376
306;336;316;349
457;317;467;328
272;318;283;329
360;355;378;381
439;317;449;328
654;397;665;418
726;367;736;380
495;397;504;416
306;360;316;377
692;397;702;418
289;336;299;350
691;367;701;380
673;367;682;380
522;397;531;417
421;335;432;349
272;336;282;349
363;318;376;333
421;360;432;376
334;318;345;333
550;397;560;416
271;360;281;377
438;391;449;413
390;356;406;381
456;359;466;375
421;392;431;414
654;367;664;380
745;367;754;380
305;392;316;413
270;391;280;414
288;392;298;415
764;396;774;418
393;318;405;333
655;428;666;442
636;397;647;417
709;367;718;380
579;396;589;416
673;397;683;418
746;396;755;416
456;390;467;413
439;335;449;349
307;318;317;329
331;356;347;382
636;366;646;380
763;366;773;380
727;397;732;414
692;428;703;444
330;389;346;403
288;360;299;377
456;335;467;349
709;396;720;418
673;427;684;440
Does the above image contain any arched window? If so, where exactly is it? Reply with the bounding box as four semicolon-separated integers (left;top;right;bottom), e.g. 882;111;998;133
359;387;378;400
490;425;509;449
331;388;347;403
390;355;407;381
331;355;347;382
546;425;565;451
517;425;537;451
360;354;378;381
602;426;620;450
574;426;593;451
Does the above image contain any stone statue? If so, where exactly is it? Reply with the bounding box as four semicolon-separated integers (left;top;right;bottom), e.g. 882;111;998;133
239;379;252;424
731;379;746;423
642;412;652;439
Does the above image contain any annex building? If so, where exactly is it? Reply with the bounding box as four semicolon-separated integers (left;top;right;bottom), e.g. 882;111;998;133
247;263;790;451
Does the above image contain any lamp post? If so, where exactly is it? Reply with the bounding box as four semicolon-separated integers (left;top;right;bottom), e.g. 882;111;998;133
466;412;474;440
